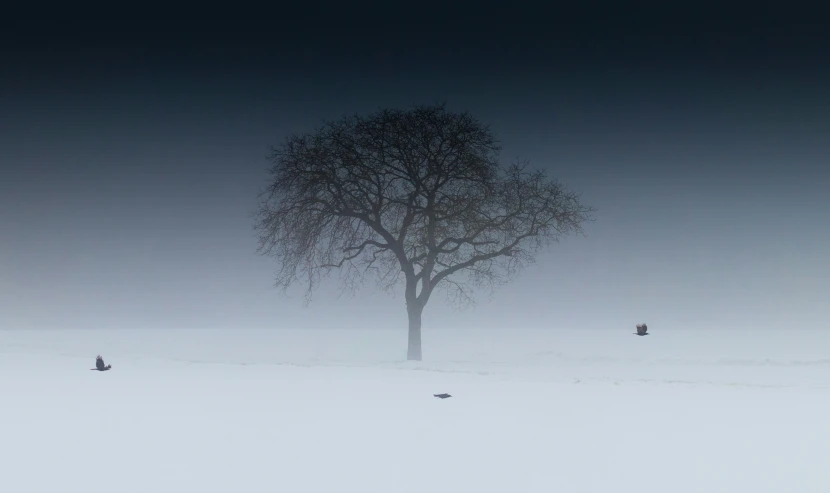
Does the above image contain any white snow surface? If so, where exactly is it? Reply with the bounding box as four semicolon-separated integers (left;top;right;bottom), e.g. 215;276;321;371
2;327;829;492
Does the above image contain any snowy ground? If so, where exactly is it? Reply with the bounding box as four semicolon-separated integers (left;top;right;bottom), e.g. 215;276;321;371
2;327;829;492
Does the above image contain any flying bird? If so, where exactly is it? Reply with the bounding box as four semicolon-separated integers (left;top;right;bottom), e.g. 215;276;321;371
433;393;452;399
91;355;112;371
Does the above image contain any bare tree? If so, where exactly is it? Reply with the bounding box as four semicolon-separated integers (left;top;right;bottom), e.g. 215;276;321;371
255;104;593;360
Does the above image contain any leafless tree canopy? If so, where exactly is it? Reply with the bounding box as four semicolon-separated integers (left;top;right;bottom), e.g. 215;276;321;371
255;104;593;310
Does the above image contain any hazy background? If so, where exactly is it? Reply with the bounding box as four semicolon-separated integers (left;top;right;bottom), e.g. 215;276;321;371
2;7;828;332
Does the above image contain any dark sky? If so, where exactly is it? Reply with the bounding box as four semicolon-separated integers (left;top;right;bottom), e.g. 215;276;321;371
2;7;829;332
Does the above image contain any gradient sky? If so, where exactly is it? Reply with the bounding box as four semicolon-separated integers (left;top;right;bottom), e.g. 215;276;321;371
2;8;829;332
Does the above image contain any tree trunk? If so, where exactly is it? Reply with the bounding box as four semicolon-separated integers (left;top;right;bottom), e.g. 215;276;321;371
406;304;423;361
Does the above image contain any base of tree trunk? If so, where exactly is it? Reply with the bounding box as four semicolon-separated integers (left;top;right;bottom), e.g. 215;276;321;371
407;346;422;361
407;306;423;361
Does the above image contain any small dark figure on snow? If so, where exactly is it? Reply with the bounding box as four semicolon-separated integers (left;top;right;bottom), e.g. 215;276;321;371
434;393;452;399
636;323;649;336
92;355;112;371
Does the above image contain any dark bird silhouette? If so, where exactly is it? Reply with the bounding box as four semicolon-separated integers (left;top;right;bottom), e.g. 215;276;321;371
635;323;649;336
91;355;112;371
433;393;452;399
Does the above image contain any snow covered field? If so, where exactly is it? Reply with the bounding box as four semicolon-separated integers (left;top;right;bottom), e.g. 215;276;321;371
2;327;829;492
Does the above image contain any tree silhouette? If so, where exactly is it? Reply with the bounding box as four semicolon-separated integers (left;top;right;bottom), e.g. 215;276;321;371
255;104;593;360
